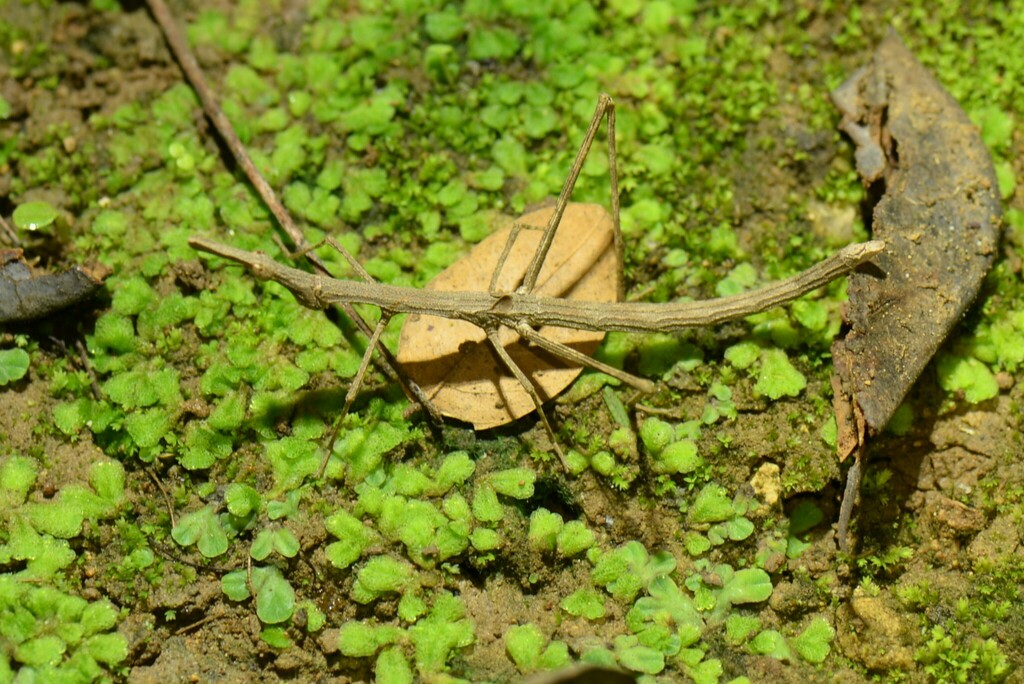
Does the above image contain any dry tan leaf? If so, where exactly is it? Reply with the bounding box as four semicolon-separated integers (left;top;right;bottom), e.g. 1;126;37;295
396;203;620;429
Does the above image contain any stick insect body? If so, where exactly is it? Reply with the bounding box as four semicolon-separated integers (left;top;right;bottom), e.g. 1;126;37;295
190;94;882;471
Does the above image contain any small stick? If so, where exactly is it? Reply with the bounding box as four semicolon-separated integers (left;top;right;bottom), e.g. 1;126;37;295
144;0;437;422
74;339;103;400
0;214;18;246
836;447;863;553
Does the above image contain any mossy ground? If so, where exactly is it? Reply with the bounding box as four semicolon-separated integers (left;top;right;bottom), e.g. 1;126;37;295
2;1;1024;682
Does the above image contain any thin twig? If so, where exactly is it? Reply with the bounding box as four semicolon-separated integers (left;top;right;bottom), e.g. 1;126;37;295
0;214;18;246
74;339;102;400
836;448;863;552
144;0;438;422
145;467;177;527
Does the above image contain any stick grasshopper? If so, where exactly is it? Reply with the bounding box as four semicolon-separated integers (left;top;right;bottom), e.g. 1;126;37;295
189;94;883;468
145;0;882;469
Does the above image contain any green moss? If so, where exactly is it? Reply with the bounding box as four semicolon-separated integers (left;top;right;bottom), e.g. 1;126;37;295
936;353;999;403
754;349;807;400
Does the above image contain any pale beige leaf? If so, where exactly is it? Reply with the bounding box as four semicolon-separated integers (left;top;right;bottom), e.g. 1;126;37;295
396;203;620;429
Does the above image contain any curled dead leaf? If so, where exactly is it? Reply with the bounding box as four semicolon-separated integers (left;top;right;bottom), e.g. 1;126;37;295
396;203;620;430
830;31;1002;459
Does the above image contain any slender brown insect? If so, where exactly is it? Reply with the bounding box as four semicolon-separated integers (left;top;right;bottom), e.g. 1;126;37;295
147;0;882;470
189;94;882;469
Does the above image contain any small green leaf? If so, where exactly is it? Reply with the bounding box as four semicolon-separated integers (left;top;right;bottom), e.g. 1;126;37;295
225;483;262;518
376;646;414;684
13;201;59;232
171;506;229;557
755;349;806;399
251;565;296;624
791;618;834;663
505;623;545;672
471;483;503;523
488;467;536;499
936;354;999;403
556;520;595;557
561;588;606;620
221;570;251;601
260;626;292;648
337;621;402;658
0;348;30;385
616;639;665;674
689;484;735;524
528;508;563;552
750;629;793;660
716;568;773;616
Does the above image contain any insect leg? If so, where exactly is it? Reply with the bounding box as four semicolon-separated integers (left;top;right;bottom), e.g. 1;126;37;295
520;94;618;296
484;326;570;469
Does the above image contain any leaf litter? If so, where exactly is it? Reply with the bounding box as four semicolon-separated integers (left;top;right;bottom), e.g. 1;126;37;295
829;31;1003;548
396;203;620;430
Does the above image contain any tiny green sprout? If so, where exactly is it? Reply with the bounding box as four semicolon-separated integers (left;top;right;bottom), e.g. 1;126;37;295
487;467;536;499
749;629;793;661
691;563;774;622
561;588;606;620
352;556;416;604
171;505;229;557
724;341;761;370
224;483;262;518
556;520;596;557
755;349;807;400
613;634;665;675
407;592;475;674
684;531;712;557
786;501;824;559
885;402;914;436
639;417;673;454
12;200;59;233
399;593;428;623
471;483;503;523
470;527;501;552
331;417;411;483
688;483;736;524
504;624;570;673
1;455;38;508
295;601;326;633
251;565;296;624
626;575;703;656
387;464;433;497
0;348;30;386
528;508;563;552
725;615;762;645
376;645;414;684
936;353;999;403
260;626;292;649
427;451;476;495
591;541;677;603
656;439;703;476
790;617;834;664
337;621;403;658
250;524;300;560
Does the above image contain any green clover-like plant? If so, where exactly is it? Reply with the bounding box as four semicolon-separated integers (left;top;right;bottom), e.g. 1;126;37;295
590;541;677;603
686;561;774;623
626;575;704;656
504;623;570;674
171;505;229;558
0;348;30;386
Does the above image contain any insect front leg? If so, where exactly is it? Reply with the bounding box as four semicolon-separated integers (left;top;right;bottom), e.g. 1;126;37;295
519;94;621;299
